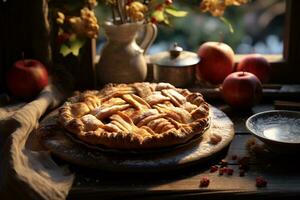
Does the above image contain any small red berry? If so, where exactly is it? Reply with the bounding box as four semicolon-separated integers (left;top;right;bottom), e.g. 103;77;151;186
239;169;245;177
239;164;250;171
150;17;158;24
165;0;173;5
238;156;250;166
219;167;226;175
238;156;250;171
200;177;210;187
256;176;267;187
226;168;234;175
155;4;164;11
210;165;218;173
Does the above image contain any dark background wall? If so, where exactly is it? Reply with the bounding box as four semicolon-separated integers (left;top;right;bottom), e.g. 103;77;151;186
0;0;50;93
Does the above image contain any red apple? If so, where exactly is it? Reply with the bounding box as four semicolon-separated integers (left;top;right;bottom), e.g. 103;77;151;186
222;72;262;108
236;54;271;83
197;42;235;84
6;59;49;98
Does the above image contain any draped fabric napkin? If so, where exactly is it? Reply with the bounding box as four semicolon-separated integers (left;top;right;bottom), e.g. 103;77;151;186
0;85;74;200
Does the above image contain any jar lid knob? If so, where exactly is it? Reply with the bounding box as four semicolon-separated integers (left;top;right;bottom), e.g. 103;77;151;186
169;43;183;59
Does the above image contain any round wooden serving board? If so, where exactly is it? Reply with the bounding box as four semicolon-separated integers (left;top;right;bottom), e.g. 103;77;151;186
38;106;234;172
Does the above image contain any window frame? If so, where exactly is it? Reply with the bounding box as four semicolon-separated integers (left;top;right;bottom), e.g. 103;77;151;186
280;0;300;83
235;0;299;84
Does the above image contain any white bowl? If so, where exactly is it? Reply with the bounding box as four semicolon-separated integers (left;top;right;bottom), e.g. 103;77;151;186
246;110;300;154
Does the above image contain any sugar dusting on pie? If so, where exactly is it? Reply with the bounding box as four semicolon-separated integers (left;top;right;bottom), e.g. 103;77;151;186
58;82;209;149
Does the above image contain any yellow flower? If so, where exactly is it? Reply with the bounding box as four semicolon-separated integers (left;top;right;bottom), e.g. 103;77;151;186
200;0;248;17
200;0;225;17
69;7;99;39
87;0;98;8
126;1;148;21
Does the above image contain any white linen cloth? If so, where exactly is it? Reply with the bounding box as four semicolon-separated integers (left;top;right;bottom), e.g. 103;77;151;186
0;85;74;200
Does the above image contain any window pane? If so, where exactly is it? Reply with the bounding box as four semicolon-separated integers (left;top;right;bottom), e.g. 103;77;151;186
149;0;285;55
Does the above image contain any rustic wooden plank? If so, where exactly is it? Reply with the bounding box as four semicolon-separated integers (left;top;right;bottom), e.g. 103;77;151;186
274;100;300;110
214;104;274;134
68;134;300;199
224;135;251;163
69;162;300;199
188;85;300;102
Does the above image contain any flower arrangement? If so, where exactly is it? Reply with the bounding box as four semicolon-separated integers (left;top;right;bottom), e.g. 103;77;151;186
50;0;248;56
106;0;188;25
50;0;99;56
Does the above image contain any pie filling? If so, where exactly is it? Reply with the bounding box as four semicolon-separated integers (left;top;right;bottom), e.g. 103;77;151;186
58;82;210;149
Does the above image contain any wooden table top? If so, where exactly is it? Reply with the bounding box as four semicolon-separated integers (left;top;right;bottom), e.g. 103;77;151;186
67;101;300;200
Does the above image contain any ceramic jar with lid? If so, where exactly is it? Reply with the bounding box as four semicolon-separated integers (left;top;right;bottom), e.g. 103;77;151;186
151;43;200;87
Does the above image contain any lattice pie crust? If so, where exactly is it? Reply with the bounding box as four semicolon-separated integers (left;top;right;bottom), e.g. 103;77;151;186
58;82;209;149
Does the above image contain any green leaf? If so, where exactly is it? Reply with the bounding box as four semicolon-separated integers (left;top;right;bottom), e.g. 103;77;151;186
164;17;170;25
60;44;72;57
165;8;188;17
152;10;165;22
69;38;85;56
59;36;86;57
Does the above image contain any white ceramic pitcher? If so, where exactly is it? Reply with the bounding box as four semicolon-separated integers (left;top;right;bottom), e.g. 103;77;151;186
96;21;157;85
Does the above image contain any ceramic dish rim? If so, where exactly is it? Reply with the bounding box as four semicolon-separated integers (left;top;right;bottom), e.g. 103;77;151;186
246;110;300;145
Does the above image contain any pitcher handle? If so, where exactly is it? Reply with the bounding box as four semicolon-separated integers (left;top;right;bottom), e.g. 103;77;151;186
138;23;158;55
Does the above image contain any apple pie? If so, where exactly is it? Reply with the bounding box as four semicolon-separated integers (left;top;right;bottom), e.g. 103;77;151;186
58;82;209;149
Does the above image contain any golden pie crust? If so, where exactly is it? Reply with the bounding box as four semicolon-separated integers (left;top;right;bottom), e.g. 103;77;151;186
58;82;209;149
